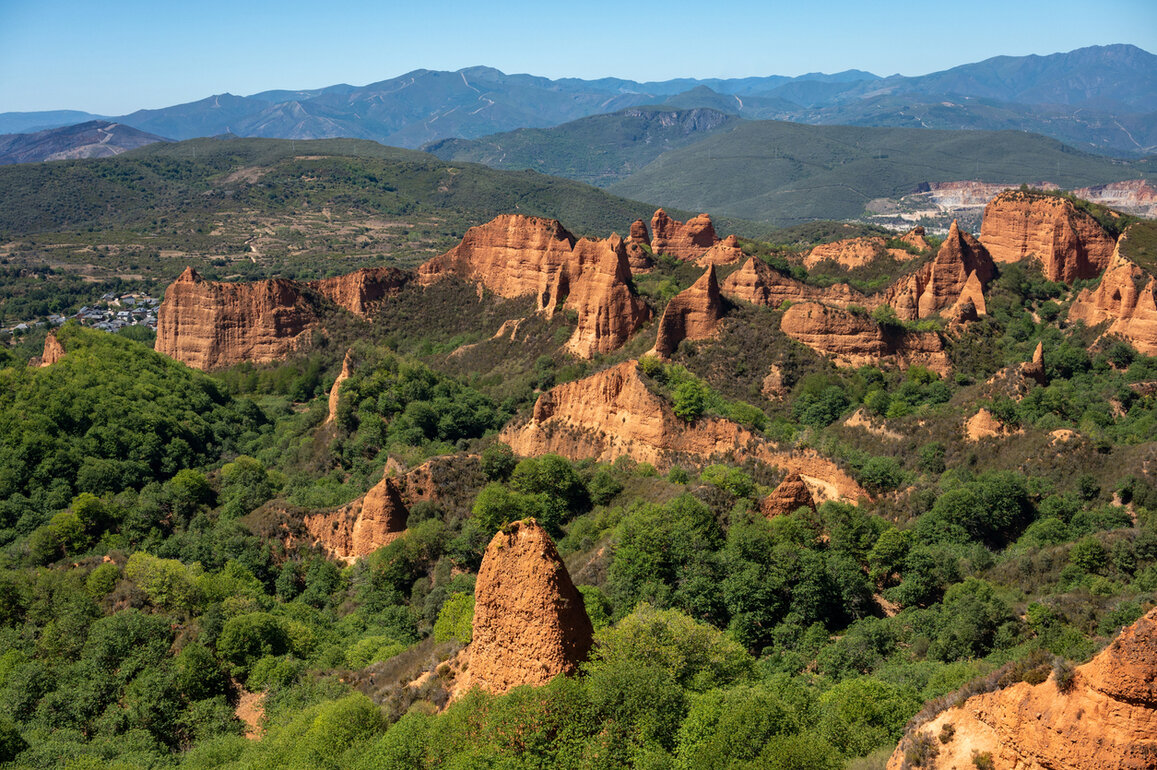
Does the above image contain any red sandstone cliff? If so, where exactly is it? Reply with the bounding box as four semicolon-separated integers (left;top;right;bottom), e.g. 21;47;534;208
501;360;865;502
979;190;1116;283
155;268;323;370
155;266;406;370
804;236;889;270
888;607;1157;770
459;519;593;696
417;215;651;358
721;257;865;309
897;226;931;253
1068;236;1157;356
302;475;408;563
780;302;951;376
652;265;725;359
312;267;406;317
650;209;719;260
625;218;655;272
697;234;744;267
882;221;995;321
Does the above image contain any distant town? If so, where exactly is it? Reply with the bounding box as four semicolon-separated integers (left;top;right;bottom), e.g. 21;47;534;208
2;292;160;337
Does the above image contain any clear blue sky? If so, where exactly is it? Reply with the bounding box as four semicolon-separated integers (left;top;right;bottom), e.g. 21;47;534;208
1;0;1154;114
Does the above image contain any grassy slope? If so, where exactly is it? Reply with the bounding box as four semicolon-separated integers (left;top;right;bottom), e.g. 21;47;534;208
608;121;1151;224
423;108;740;186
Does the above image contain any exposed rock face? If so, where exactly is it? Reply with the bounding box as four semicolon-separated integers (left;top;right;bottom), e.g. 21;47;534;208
1068;240;1157;356
302;476;408;563
312;267;407;317
963;408;1017;442
780;302;951;376
156;268;323;370
155;266;405;370
502;360;865;502
461;519;593;696
882;221;995;321
625;219;654;272
1022;341;1046;386
979;190;1116;283
1072;179;1157;219
760;473;816;518
325;350;354;425
722;257;864;309
887;607;1157;770
417;215;651;358
650;209;719;260
697;234;744;267
652;265;724;359
804;236;888;270
898;226;931;253
36;332;65;367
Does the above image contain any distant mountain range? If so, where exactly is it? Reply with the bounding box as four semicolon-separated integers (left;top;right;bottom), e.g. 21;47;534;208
0;121;169;165
3;45;1155;157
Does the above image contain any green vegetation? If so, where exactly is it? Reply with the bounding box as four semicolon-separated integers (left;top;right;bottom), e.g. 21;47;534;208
1;172;1156;769
609;121;1153;224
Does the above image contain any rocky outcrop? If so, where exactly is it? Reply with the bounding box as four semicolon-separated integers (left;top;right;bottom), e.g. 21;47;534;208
760;473;816;518
502;360;865;502
979;190;1117;283
625;219;654;272
156;268;324;370
696;235;744;267
882;221;995;321
1068;238;1157;356
804;236;888;270
1022;341;1046;386
302;475;408;563
888;607;1157;770
650;209;719;260
35;332;65;367
721;257;864;309
780;302;951;376
460;519;593;696
897;226;931;253
312;267;407;317
325;350;354;425
652;265;725;358
417;215;650;358
155;266;405;370
1072;179;1157;219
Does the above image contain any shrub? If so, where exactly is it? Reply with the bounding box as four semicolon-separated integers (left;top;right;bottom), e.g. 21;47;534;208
905;732;939;767
432;592;474;645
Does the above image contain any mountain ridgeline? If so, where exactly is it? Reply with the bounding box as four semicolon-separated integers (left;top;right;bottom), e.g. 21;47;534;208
3;44;1155;156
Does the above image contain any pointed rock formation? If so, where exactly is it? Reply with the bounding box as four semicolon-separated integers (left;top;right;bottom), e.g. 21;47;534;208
804;236;888;270
36;331;66;367
302;475;408;563
760;473;817;518
721;257;864;309
625;219;654;272
1022;341;1046;386
650;209;719;260
325;350;354;425
780;302;951;376
155;266;405;370
887;607;1157;770
652;265;725;359
1068;236;1157;356
460;519;593;696
696;234;744;267
501;360;866;501
417;215;651;358
882;221;995;321
979;190;1117;283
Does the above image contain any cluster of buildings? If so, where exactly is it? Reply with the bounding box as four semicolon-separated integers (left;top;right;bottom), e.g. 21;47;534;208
4;292;161;336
